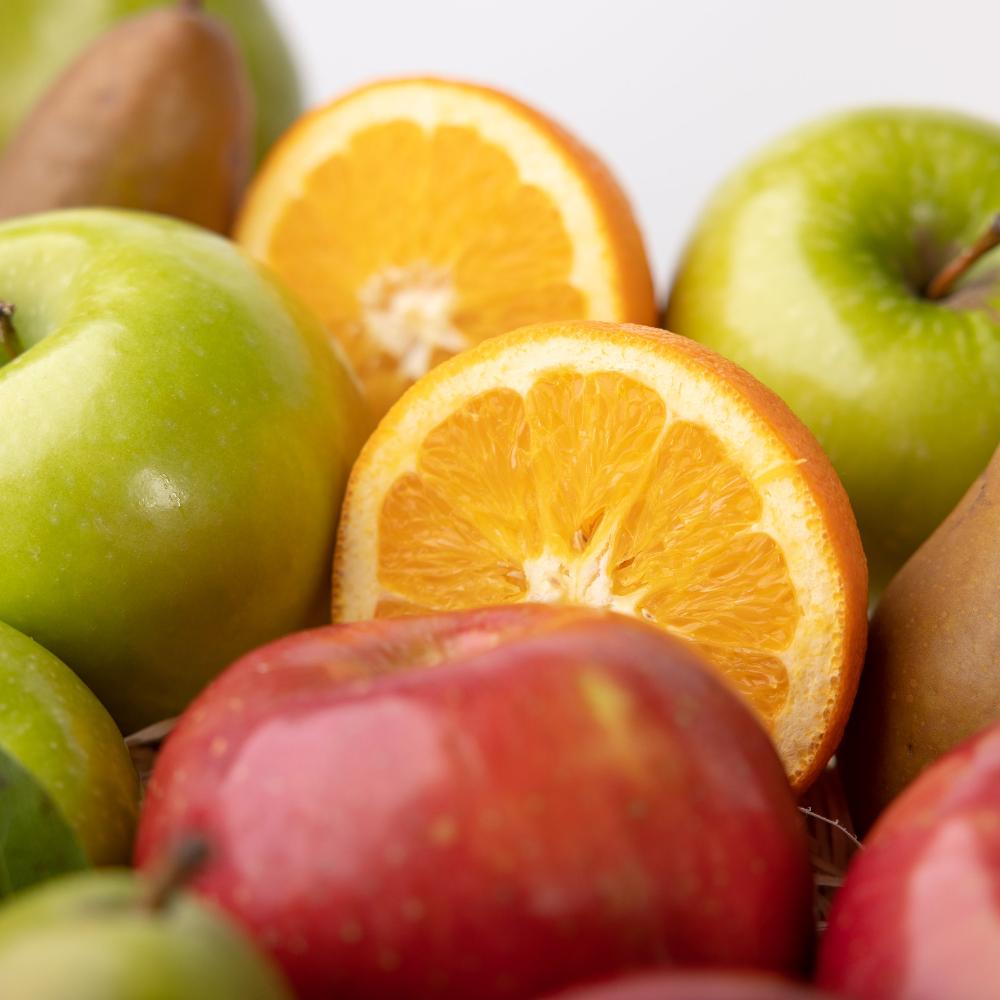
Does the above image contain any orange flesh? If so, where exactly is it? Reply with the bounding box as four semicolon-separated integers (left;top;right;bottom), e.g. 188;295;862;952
266;122;586;416
374;370;799;724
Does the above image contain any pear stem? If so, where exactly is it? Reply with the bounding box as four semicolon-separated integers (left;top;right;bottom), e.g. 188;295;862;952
926;213;1000;300
0;302;21;360
143;836;211;912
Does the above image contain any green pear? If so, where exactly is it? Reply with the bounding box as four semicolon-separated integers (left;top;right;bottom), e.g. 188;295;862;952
840;443;1000;829
0;621;139;893
0;864;291;998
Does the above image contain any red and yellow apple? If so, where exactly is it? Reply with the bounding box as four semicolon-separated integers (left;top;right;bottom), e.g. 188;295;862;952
136;605;812;999
818;719;1000;999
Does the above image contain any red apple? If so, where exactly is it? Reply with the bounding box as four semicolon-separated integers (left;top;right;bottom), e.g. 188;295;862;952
541;970;837;999
817;720;1000;999
136;605;812;999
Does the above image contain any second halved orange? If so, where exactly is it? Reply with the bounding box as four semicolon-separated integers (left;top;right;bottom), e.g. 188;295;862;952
236;77;655;417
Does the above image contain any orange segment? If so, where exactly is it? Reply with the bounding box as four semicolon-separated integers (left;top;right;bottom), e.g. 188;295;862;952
333;321;868;791
611;418;802;687
419;388;540;559
235;78;655;417
377;473;525;609
525;370;666;561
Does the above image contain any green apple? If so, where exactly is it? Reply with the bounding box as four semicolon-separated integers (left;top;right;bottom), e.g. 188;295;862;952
0;0;300;163
0;209;365;732
0;866;291;998
0;620;138;893
666;109;1000;592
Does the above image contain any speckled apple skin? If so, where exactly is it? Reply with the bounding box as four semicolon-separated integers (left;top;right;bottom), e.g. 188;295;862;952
136;605;813;999
818;721;1000;1000
0;210;366;731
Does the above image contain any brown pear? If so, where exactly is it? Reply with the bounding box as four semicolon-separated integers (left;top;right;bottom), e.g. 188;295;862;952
0;0;253;233
840;443;1000;831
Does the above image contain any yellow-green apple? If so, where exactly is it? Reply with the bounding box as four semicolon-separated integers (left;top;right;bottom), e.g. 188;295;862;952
818;720;1000;999
0;0;300;163
0;860;291;998
0;209;365;731
0;619;138;894
541;971;837;999
136;605;813;999
666;109;1000;592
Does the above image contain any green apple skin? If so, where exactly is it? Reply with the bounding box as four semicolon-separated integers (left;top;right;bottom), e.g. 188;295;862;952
0;0;300;163
0;870;292;999
0;209;365;732
0;620;138;866
666;109;1000;593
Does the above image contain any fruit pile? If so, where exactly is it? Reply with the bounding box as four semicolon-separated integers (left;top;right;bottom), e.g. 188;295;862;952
0;3;998;999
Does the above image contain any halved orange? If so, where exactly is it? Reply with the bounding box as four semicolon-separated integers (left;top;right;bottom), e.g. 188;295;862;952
235;77;655;417
332;321;868;790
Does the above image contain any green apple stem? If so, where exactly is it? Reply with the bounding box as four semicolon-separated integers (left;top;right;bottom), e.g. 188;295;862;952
143;836;211;912
926;213;1000;300
0;302;21;360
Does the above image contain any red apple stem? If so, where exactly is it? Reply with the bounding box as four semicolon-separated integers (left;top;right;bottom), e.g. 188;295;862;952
0;301;21;360
143;835;211;912
926;213;1000;300
179;0;204;11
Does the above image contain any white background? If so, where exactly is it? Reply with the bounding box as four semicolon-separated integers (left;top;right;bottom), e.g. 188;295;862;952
272;0;997;298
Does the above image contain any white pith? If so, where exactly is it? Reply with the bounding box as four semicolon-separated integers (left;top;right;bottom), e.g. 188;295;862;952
358;263;467;380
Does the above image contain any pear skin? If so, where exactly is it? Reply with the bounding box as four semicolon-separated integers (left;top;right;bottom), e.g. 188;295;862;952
840;444;1000;831
0;0;253;233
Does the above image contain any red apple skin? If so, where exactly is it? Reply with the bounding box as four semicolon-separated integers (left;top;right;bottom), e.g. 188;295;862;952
541;970;838;999
817;721;1000;1000
135;605;813;999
